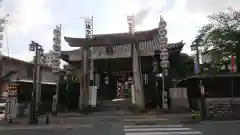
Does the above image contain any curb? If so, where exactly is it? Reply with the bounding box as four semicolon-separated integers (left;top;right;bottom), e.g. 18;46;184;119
200;120;240;124
0;124;93;131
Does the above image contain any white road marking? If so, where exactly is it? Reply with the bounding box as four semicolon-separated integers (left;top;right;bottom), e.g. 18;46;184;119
124;127;192;132
201;120;240;124
124;118;168;122
124;124;202;135
124;125;183;128
125;131;202;135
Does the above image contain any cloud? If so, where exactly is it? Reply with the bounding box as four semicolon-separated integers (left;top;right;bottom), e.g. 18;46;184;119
62;29;80;51
186;0;240;14
5;0;54;36
4;51;34;62
0;0;56;62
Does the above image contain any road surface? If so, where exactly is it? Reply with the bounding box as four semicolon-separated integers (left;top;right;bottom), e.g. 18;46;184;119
1;112;240;135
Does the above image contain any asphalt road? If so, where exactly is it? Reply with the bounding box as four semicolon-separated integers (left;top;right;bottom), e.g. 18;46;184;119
122;115;240;135
188;121;240;135
1;113;240;135
0;118;125;135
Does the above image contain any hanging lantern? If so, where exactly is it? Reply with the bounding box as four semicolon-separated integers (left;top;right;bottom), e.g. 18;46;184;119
159;44;168;52
159;16;169;77
52;25;62;72
160;61;170;68
159;18;167;29
160;52;169;60
105;76;109;84
159;29;167;37
52;26;61;52
159;37;168;45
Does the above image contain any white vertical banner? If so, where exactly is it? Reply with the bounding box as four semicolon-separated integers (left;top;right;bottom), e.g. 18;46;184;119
84;17;93;38
127;15;135;34
84;16;94;87
0;20;4;50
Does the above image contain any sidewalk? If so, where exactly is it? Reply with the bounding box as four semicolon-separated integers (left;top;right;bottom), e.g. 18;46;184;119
0;116;53;126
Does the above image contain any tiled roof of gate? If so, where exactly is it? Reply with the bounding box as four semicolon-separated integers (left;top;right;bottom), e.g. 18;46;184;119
61;33;184;57
64;28;159;47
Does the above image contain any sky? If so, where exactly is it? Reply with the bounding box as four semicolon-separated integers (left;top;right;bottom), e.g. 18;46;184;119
0;0;240;62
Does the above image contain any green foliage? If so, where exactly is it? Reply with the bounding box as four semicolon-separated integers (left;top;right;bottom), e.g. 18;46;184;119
193;8;240;72
170;52;194;77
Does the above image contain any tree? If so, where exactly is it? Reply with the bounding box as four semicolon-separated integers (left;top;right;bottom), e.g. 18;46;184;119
193;8;240;72
170;52;194;77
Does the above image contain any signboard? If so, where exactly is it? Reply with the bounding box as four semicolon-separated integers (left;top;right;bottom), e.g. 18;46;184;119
6;98;17;119
200;85;205;95
52;95;57;112
8;83;18;97
88;86;97;107
162;90;168;109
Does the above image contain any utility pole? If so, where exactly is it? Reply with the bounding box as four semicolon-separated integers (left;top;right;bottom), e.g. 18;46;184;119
29;41;44;124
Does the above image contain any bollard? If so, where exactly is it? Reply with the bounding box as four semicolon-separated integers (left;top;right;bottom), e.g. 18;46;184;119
208;104;214;120
8;119;12;124
45;113;49;124
36;111;39;124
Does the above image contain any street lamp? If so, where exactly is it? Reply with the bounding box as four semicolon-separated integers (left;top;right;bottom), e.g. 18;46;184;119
39;48;44;56
28;41;43;124
190;44;197;51
29;42;36;51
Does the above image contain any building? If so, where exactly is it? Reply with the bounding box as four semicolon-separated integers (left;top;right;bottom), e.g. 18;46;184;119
0;55;57;99
40;51;56;68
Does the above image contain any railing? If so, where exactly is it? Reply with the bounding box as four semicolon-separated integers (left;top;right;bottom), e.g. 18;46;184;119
207;100;240;120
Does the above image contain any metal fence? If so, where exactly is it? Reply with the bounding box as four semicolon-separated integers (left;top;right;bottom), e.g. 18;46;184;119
207;100;240;120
